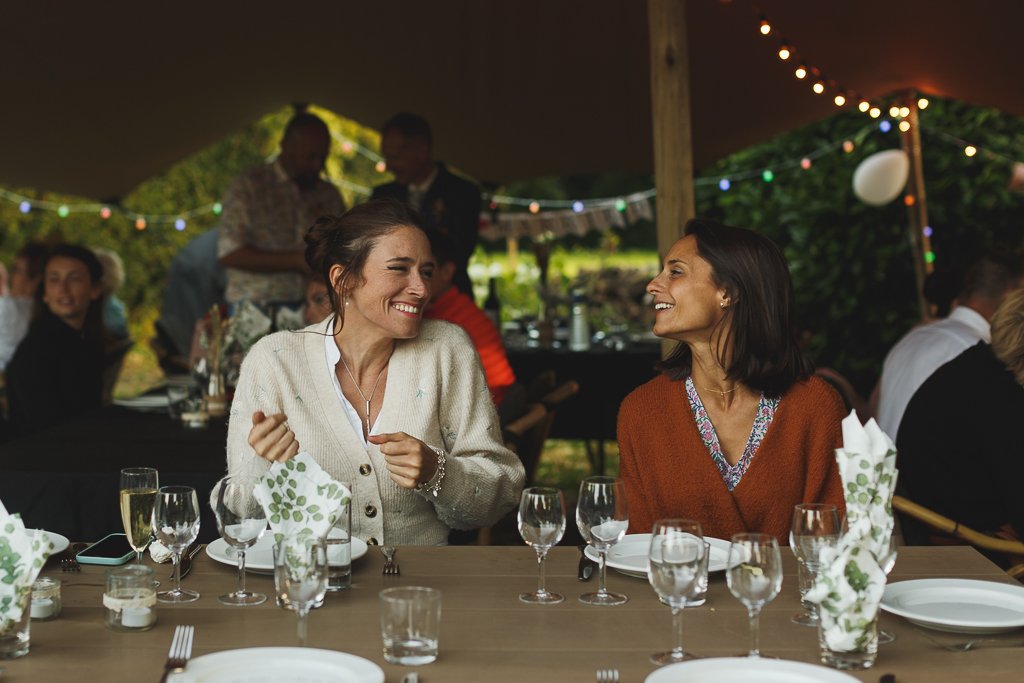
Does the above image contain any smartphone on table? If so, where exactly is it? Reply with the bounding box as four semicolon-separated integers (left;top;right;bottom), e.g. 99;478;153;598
76;532;136;566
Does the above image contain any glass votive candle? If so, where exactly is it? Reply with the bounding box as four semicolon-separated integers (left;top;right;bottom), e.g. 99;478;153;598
30;577;62;621
104;565;157;631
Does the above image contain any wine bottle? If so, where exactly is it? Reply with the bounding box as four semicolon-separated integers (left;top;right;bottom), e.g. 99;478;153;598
569;288;591;351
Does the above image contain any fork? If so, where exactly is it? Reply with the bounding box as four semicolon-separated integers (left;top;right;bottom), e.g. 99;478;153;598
381;546;400;575
938;638;1024;652
160;624;195;682
60;557;80;572
596;668;620;683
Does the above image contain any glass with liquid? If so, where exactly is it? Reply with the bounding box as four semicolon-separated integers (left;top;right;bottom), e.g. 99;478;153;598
119;467;159;564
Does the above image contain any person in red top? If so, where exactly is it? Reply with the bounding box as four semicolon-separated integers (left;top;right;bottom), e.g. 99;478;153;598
423;230;516;406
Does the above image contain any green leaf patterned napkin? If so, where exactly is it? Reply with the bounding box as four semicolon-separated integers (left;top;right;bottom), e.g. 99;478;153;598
0;500;54;631
253;452;351;545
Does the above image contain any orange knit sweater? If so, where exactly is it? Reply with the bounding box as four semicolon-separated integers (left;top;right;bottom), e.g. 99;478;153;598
617;374;846;544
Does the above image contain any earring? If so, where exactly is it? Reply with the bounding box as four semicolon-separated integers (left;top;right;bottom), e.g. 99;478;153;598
720;301;728;309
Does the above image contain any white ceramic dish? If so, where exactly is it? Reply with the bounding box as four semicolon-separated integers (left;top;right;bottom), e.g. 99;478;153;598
644;656;859;683
206;530;368;574
880;578;1024;634
114;395;171;410
175;647;384;683
584;533;731;579
39;530;70;554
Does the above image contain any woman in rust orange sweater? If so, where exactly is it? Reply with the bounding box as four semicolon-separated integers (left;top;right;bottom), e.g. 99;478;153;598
617;219;845;544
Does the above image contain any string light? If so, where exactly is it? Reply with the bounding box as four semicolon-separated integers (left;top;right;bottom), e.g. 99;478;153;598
869;107;881;118
340;141;354;155
528;201;540;214
879;120;892;133
812;81;825;95
964;145;977;157
843;140;855;153
904;195;916;206
57;205;69;217
615;199;627;212
858;101;870;113
19;201;30;213
924;251;936;264
212;202;223;215
135;217;147;230
572;201;584;213
794;65;807;79
100;206;112;219
174;218;187;231
374;161;386;173
762;169;774;182
759;18;772;35
899;106;910;118
923;226;933;237
889;105;900;117
800;158;812;170
833;93;846;107
719;178;731;191
918;98;930;109
777;44;791;60
898;120;911;132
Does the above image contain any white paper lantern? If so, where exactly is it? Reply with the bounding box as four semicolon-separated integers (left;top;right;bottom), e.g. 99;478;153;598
852;150;910;206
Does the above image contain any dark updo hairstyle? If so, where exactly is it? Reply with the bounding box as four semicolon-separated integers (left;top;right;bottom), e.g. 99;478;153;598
304;199;424;329
43;243;107;341
658;218;813;397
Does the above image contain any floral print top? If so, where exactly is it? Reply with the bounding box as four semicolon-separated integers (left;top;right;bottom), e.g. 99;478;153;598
684;376;780;491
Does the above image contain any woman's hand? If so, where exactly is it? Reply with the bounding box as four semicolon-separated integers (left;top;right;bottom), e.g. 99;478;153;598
247;411;299;463
368;432;438;489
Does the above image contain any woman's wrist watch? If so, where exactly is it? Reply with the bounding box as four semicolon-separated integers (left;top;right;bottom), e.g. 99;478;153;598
416;446;446;497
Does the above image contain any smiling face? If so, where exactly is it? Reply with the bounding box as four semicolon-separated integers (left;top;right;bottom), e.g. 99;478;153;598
42;255;102;330
336;226;434;340
646;235;729;343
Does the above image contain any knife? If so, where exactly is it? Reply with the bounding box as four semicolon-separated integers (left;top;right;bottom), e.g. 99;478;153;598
175;542;204;580
577;544;596;581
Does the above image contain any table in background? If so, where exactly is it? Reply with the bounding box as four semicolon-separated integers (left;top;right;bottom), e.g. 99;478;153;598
6;545;1021;682
506;342;661;473
0;405;227;541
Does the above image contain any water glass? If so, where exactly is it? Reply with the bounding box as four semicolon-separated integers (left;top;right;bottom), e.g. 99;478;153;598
119;467;159;564
213;476;268;606
154;485;201;603
878;536;898;644
819;612;879;670
326;487;352;592
0;590;31;658
791;503;840;626
576;476;629;606
380;586;442;665
518;487;566;604
274;538;328;647
648;519;705;665
726;533;783;658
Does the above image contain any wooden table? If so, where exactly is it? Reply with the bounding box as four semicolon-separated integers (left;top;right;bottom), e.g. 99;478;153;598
6;546;1022;681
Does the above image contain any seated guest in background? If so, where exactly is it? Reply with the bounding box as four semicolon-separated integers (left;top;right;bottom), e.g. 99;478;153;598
618;219;845;543
93;246;129;340
5;245;106;437
424;229;516;406
0;241;48;371
303;274;332;325
222;200;524;546
897;287;1024;543
876;252;1022;438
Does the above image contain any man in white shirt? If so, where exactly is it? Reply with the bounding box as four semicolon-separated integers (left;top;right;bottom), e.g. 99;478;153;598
876;253;1023;437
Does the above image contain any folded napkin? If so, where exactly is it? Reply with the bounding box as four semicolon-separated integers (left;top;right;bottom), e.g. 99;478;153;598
0;500;54;630
253;452;351;546
148;540;173;563
807;411;899;651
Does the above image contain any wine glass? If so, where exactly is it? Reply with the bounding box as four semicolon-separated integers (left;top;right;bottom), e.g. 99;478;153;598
648;519;705;664
518;487;566;604
727;533;783;658
154;485;201;603
119;467;159;564
213;476;268;606
274;538;328;647
576;476;629;606
790;503;840;626
878;535;898;644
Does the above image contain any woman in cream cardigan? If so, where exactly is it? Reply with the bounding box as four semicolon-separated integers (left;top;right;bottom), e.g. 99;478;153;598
225;200;525;546
618;219;845;543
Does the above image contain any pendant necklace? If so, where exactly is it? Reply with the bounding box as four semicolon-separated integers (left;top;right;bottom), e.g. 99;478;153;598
339;353;388;437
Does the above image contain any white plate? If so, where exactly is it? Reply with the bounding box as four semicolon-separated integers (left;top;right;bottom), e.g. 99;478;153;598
645;657;859;682
35;530;70;555
176;647;383;683
585;534;731;579
881;578;1024;634
206;530;368;574
114;395;170;410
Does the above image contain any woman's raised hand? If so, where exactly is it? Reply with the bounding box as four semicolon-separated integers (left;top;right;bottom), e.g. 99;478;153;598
248;411;300;463
369;431;439;489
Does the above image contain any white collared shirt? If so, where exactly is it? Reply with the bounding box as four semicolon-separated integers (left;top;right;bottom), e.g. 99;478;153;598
322;318;379;446
406;165;439;211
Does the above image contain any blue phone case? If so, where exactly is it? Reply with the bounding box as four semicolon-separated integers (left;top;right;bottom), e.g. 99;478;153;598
76;532;136;566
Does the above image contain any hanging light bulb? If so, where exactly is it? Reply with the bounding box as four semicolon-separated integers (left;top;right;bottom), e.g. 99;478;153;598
212;202;223;215
57;205;70;218
842;140;855;153
858;100;870;113
800;158;812;170
794;64;807;79
100;206;112;219
718;178;731;191
615;199;627;212
762;169;774;182
834;93;846;106
18;201;30;214
759;18;772;35
923;226;933;237
904;195;916;206
918;97;930;109
175;218;187;231
869;107;881;118
925;251;936;264
879;120;892;133
899;106;910;118
340;141;354;155
777;44;791;60
375;161;387;173
812;81;825;94
898;120;911;132
135;217;147;230
964;145;977;157
572;201;584;213
888;105;900;117
528;201;540;214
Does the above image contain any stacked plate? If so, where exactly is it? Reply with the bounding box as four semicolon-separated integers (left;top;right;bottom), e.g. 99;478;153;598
584;533;732;578
881;578;1024;634
206;530;369;574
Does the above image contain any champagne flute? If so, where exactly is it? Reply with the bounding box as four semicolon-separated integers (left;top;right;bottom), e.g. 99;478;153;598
213;476;268;606
648;519;705;664
576;476;629;606
878;535;898;644
274;538;328;647
154;485;201;604
518;487;566;604
790;503;840;626
727;533;783;658
119;467;159;564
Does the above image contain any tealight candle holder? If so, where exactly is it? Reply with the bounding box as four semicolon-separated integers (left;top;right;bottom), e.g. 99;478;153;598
30;577;62;621
104;565;157;631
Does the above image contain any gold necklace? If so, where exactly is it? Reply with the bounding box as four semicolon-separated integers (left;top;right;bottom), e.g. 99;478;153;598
339;353;389;437
701;384;738;397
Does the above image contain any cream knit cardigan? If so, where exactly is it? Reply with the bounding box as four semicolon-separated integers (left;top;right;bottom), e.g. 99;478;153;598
223;318;525;545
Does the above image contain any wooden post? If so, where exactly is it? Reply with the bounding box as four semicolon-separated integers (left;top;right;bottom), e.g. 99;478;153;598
899;95;933;320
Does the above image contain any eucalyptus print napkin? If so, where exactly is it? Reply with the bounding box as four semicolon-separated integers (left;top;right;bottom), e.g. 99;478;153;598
0;500;54;630
253;452;351;545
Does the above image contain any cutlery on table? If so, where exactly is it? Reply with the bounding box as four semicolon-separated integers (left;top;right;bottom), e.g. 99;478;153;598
401;673;419;683
577;543;596;581
936;638;1024;652
159;624;195;683
596;668;619;683
381;546;400;575
175;542;205;580
60;556;81;572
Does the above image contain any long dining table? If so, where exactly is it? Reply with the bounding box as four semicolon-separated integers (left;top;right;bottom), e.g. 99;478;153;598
5;544;1021;681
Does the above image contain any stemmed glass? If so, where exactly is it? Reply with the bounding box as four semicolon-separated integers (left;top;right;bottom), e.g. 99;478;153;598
790;503;840;626
878;535;898;644
274;538;328;647
576;476;629;606
154;485;201;603
518;487;567;604
727;533;783;658
119;467;159;565
648;519;705;664
213;476;268;606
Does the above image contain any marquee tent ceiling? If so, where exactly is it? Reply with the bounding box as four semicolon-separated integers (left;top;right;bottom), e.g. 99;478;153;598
2;0;1021;200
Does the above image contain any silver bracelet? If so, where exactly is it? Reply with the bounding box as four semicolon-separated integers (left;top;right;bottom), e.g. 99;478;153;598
417;446;446;497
